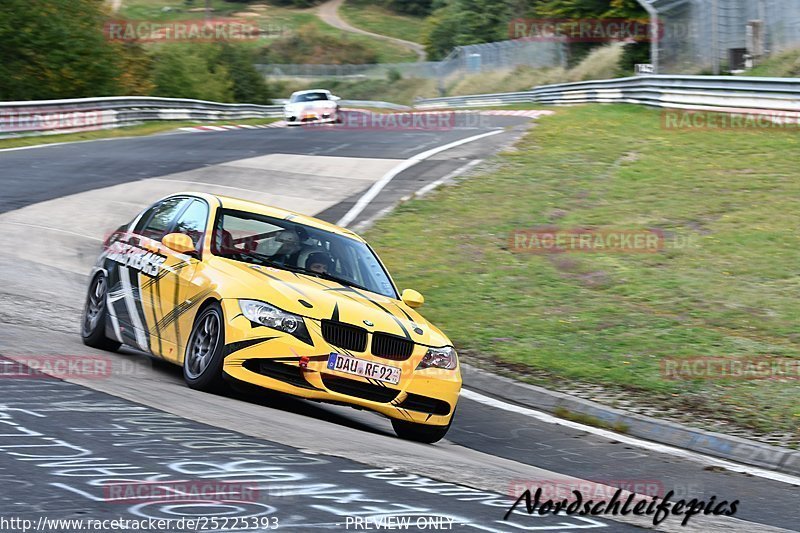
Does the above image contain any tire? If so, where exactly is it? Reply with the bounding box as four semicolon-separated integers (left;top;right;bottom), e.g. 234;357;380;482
391;418;452;444
183;302;227;392
81;272;121;351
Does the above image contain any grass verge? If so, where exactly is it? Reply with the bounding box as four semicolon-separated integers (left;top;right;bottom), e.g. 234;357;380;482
339;0;425;44
364;104;800;437
743;48;800;77
0;118;280;150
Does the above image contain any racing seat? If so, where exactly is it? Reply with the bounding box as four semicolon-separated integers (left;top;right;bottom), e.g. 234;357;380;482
214;229;240;256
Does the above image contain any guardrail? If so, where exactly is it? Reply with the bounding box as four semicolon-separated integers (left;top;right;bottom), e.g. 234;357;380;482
339;99;411;111
0;96;416;138
0;96;284;138
8;75;799;138
414;75;800;115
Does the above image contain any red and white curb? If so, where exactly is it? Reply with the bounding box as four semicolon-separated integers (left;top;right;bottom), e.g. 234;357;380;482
178;122;286;133
176;110;551;134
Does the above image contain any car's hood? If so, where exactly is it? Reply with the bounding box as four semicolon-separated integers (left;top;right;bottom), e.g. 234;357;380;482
207;257;450;346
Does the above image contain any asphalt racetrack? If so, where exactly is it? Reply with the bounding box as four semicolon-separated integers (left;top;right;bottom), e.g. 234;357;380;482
0;115;797;532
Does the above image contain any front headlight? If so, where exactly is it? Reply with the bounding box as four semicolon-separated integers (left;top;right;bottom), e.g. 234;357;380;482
239;299;304;335
417;346;458;370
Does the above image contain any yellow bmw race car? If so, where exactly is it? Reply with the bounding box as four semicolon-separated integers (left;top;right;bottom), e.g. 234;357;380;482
82;193;461;442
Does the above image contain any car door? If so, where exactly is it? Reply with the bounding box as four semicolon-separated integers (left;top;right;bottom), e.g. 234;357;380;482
105;197;190;353
148;198;213;363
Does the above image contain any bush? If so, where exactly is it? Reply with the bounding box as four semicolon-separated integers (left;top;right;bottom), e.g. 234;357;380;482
387;68;403;82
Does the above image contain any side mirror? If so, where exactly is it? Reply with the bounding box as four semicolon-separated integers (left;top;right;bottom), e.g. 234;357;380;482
162;233;196;255
401;289;424;308
330;95;341;102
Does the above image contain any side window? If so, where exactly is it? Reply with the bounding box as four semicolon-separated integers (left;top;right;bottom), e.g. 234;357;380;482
133;205;159;235
172;200;209;252
139;198;190;241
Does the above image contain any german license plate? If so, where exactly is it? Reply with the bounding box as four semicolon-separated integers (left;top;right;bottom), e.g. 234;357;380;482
327;353;401;385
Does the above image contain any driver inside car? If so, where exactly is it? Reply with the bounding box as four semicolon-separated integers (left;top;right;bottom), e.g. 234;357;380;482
305;251;335;274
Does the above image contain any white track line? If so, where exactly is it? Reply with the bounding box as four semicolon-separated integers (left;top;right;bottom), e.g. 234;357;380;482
335;130;502;227
461;389;800;486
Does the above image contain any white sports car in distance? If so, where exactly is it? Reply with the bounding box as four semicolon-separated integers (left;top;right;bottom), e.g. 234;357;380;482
284;89;341;125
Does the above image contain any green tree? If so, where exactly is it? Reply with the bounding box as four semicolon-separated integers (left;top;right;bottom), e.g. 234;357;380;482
0;0;125;100
533;1;648;68
534;0;645;18
423;4;462;59
151;45;234;102
385;0;434;16
423;0;514;60
114;42;156;96
217;44;273;104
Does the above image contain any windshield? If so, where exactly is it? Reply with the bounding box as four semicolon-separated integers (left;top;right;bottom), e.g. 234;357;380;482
290;92;329;103
212;209;397;299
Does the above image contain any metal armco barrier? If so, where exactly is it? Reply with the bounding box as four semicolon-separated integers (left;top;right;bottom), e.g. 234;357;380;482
0;96;416;137
0;96;284;137
414;75;800;115
7;75;800;137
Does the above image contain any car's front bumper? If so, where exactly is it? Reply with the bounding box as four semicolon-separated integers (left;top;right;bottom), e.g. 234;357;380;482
219;299;461;427
284;110;337;125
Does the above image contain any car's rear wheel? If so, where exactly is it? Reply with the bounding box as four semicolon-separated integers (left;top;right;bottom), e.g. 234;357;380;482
81;272;121;351
183;302;226;392
391;418;452;444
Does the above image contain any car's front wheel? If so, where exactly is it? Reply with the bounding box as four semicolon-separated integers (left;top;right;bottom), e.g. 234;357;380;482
81;272;121;351
183;302;227;392
391;418;452;444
